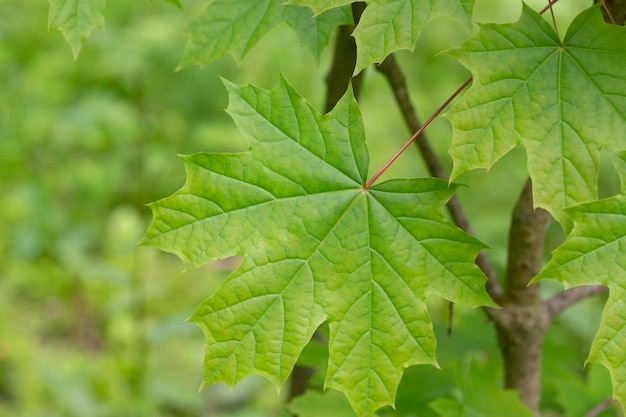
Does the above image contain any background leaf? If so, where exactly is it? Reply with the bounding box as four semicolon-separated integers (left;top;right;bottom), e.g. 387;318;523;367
290;0;475;73
445;4;626;225
179;0;352;68
429;360;532;417
352;0;474;72
536;163;626;409
48;0;106;58
288;389;367;417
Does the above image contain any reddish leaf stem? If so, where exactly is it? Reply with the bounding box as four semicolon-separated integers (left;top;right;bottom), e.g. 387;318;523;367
538;0;561;15
601;1;618;24
547;0;561;39
364;76;472;189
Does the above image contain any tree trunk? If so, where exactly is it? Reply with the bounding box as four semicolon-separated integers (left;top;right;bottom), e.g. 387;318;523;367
490;180;551;415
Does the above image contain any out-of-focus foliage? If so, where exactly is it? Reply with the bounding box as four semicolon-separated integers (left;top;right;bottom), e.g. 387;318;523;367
48;0;106;58
0;0;620;416
0;0;279;415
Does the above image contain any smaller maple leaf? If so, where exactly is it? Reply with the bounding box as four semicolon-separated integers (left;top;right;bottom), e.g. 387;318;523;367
445;4;626;226
536;152;626;410
179;0;352;68
288;0;475;73
142;77;493;417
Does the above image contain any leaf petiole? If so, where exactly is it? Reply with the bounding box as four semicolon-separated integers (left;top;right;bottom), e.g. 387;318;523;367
364;76;472;189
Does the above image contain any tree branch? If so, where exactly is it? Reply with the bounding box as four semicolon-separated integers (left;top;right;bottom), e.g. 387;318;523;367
596;0;626;25
546;285;608;320
502;179;552;305
582;397;615;417
491;179;552;416
375;56;502;303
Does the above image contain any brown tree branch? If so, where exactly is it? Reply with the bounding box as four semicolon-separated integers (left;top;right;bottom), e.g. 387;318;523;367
502;180;552;305
538;0;561;15
375;56;502;303
582;397;616;417
596;0;626;25
546;285;608;320
490;179;552;416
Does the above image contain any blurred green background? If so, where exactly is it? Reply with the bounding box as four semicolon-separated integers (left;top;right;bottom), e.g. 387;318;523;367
0;0;618;416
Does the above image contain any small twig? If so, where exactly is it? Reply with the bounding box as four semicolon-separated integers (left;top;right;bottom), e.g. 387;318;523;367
582;397;615;417
538;0;561;15
546;285;608;320
601;1;618;25
547;0;561;39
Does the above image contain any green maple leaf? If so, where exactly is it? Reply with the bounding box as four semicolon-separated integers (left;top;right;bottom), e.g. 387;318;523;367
288;389;369;417
48;0;106;58
429;361;532;417
536;152;626;410
179;0;352;68
287;0;475;73
142;78;493;416
446;4;626;225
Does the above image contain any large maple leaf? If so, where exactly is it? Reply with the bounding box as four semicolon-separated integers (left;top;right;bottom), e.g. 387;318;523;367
445;4;626;225
142;78;493;416
288;0;475;73
178;0;352;68
536;152;626;409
